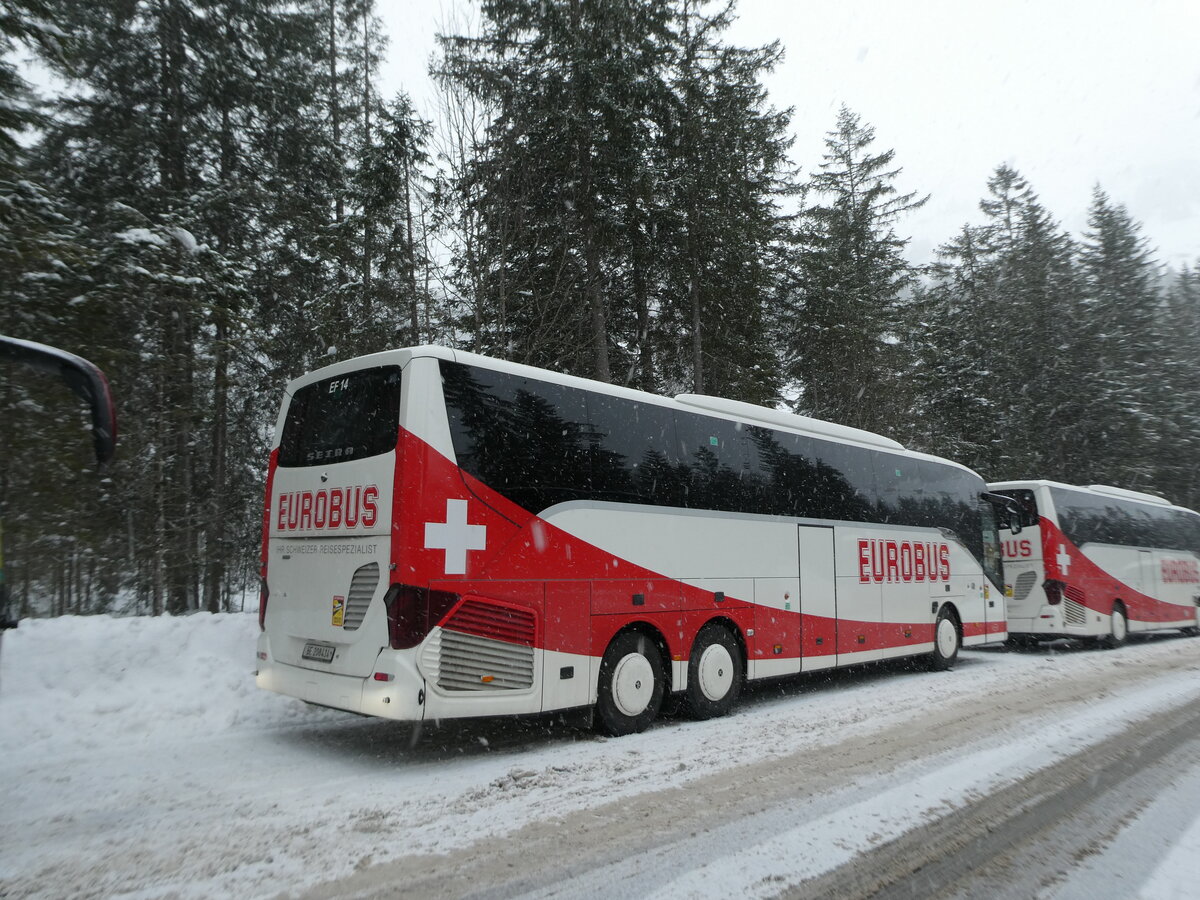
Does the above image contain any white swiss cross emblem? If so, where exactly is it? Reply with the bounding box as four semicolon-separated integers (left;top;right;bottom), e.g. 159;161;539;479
1056;543;1072;576
424;499;487;575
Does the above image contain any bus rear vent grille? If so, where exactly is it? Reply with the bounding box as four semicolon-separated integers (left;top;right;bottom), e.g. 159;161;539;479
1063;598;1088;627
435;630;535;691
424;599;537;692
443;599;536;647
342;562;379;632
1012;571;1038;602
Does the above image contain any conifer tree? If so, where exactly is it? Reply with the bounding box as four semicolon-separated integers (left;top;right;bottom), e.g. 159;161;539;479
11;0;334;614
437;0;795;400
916;165;1083;481
437;0;670;380
909;224;997;463
786;106;927;433
1157;263;1200;508
655;0;796;403
1073;187;1162;486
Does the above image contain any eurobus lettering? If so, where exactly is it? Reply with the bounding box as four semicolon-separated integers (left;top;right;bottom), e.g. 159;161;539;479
275;485;380;532
991;480;1200;647
255;346;1011;735
856;539;951;583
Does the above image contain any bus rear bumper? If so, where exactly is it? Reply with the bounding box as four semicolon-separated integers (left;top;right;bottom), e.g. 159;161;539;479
255;634;426;721
1006;616;1042;634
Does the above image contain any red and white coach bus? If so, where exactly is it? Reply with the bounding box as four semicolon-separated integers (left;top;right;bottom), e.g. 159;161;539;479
256;346;1009;734
990;480;1200;647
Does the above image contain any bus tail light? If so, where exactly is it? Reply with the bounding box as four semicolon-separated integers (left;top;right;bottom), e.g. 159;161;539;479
1043;579;1064;606
258;578;270;630
384;584;460;649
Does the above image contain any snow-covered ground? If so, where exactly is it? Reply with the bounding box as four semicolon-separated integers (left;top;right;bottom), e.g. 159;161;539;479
1;614;1198;899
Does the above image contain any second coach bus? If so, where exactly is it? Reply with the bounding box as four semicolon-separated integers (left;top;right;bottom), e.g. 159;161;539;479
256;346;1011;734
991;480;1200;646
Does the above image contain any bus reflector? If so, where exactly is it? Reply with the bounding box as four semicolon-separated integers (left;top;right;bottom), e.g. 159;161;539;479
373;672;394;682
481;675;495;683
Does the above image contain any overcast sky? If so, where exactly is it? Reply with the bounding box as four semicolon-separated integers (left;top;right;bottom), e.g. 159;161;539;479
380;0;1199;269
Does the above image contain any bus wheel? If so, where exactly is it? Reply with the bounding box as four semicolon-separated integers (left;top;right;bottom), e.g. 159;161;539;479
596;632;665;737
685;623;743;720
928;607;960;671
1101;603;1128;649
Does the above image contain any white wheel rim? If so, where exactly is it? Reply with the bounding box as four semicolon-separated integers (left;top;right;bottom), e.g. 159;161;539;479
1113;609;1127;642
612;652;654;717
937;617;957;657
697;643;734;702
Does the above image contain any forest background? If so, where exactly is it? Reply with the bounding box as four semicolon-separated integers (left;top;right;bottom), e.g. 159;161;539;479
2;0;1198;618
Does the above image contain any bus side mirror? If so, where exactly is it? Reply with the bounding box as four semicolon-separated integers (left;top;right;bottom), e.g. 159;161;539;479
1007;511;1023;536
981;492;1023;535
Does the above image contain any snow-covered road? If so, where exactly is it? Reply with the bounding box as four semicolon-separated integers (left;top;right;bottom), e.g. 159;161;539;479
1;614;1197;899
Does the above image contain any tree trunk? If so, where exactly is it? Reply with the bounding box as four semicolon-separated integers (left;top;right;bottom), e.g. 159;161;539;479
329;0;346;315
689;267;703;393
404;158;420;343
157;0;187;195
361;13;373;322
626;189;654;390
204;315;228;614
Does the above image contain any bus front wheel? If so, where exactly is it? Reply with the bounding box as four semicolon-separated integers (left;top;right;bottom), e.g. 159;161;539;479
928;607;960;671
596;632;665;737
685;623;743;720
1100;603;1128;649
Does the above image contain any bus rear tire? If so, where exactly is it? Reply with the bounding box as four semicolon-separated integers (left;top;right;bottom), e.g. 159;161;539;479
684;623;743;720
928;607;960;671
596;631;665;737
1100;602;1128;649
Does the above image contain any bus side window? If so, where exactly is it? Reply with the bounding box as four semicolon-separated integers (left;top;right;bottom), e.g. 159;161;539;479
672;412;767;513
442;363;591;512
586;394;680;506
811;441;876;523
875;454;928;528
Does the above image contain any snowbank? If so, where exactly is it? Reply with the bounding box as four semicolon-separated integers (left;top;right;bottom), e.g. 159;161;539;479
0;612;337;761
2;615;1198;899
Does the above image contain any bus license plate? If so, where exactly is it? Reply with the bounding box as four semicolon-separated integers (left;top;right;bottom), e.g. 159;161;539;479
302;642;336;663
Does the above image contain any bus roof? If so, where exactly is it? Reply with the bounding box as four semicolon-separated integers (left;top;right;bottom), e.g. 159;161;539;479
990;479;1198;516
288;345;986;474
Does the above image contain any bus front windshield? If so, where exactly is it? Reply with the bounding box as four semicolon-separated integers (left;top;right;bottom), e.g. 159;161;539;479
980;501;1004;589
993;489;1038;531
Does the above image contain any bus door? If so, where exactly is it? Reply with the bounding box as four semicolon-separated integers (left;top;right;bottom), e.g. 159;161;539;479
1135;550;1157;630
798;526;837;672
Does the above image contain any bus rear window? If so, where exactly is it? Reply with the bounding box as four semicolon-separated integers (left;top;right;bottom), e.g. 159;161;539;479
278;366;401;467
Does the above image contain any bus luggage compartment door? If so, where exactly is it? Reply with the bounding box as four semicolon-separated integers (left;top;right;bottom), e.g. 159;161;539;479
798;526;837;672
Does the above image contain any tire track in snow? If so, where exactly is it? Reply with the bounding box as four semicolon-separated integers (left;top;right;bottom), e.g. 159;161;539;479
790;694;1200;900
300;641;1200;900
